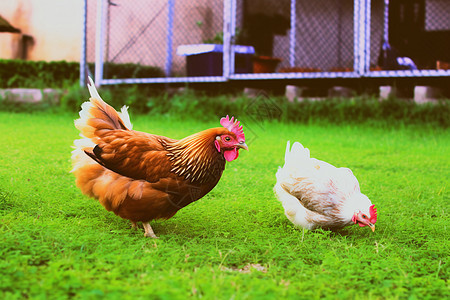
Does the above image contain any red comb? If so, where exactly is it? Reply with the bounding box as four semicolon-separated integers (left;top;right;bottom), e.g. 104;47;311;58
220;115;245;143
369;205;377;224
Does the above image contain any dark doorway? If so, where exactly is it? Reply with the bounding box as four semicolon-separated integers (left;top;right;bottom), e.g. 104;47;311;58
389;0;450;69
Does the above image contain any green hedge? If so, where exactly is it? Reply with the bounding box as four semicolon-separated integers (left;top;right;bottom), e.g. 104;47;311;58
0;60;164;88
61;87;449;127
0;60;79;88
1;83;448;127
103;62;164;79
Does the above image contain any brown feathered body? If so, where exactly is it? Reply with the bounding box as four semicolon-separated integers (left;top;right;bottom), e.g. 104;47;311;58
71;79;247;236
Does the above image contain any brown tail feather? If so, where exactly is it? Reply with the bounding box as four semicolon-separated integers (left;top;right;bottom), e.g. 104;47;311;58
88;98;128;132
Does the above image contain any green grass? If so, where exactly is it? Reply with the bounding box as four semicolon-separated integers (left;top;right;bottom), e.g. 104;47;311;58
0;112;448;299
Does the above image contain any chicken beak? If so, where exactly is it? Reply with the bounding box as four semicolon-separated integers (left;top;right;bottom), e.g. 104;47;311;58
236;142;248;151
368;223;375;232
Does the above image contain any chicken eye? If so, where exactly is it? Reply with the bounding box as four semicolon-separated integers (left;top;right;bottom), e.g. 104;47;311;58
362;214;367;219
224;136;231;142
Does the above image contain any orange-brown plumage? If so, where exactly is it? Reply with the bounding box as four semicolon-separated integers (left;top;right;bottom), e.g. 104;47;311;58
71;78;247;237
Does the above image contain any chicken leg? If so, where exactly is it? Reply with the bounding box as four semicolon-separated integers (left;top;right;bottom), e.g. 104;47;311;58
143;222;158;238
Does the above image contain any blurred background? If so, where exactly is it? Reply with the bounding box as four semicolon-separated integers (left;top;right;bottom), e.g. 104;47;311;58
1;0;449;95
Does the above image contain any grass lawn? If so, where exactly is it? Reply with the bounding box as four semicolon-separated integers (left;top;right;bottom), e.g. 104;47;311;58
0;111;448;299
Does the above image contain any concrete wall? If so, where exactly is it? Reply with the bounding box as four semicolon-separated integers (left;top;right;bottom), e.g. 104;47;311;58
0;0;83;61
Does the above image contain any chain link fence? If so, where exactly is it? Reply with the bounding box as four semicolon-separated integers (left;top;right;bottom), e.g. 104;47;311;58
82;0;450;86
84;0;224;81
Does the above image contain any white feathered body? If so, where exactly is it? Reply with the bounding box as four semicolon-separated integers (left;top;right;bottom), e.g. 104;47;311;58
274;141;373;230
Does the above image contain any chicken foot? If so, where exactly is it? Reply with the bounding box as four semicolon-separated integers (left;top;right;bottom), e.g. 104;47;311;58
142;222;158;238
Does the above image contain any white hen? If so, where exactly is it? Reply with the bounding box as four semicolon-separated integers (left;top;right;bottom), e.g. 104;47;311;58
274;141;377;232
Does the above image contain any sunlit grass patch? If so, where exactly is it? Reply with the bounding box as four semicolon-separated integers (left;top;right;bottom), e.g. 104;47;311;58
0;112;448;299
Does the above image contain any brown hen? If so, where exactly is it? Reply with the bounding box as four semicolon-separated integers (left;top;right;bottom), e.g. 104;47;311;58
71;78;247;237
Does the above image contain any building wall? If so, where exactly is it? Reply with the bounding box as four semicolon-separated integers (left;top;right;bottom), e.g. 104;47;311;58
0;0;83;61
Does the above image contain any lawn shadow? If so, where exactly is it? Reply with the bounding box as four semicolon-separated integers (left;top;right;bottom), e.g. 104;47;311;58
329;228;353;237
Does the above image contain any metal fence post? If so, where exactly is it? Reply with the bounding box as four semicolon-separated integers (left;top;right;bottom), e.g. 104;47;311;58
223;0;232;78
354;0;360;75
364;0;371;75
165;0;175;77
95;0;108;86
80;0;87;87
289;0;296;67
354;0;370;76
383;0;389;44
229;0;237;75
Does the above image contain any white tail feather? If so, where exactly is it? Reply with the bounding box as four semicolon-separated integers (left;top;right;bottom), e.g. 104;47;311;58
283;141;311;170
275;141;316;186
87;76;102;102
118;105;133;130
70;137;96;172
